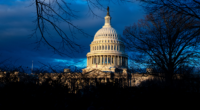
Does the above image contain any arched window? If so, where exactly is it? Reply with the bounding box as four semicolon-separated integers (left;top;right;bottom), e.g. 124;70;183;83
102;45;104;50
117;45;118;51
108;45;110;50
105;40;106;43
105;45;107;50
114;45;116;50
99;46;101;50
111;45;113;50
95;46;96;50
97;46;98;50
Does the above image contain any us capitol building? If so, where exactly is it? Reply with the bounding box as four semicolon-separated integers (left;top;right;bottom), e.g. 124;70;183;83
82;7;128;73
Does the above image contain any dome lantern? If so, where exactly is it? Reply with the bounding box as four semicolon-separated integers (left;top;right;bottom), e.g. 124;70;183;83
103;6;111;28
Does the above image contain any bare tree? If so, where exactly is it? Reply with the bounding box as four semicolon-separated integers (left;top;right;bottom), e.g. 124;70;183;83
123;10;200;86
138;0;200;27
30;0;132;57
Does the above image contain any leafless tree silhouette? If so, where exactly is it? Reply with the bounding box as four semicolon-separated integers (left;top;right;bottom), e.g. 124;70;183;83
123;10;200;86
30;0;132;57
139;0;200;30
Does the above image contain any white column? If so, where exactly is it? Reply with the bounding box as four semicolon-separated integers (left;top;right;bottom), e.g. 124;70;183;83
114;56;115;65
93;56;94;64
119;56;120;66
92;56;94;65
103;55;105;65
100;55;102;65
95;56;96;64
96;56;97;64
111;55;113;65
87;57;88;66
118;56;119;65
94;56;96;64
91;57;92;65
108;55;109;64
89;57;90;66
121;56;122;66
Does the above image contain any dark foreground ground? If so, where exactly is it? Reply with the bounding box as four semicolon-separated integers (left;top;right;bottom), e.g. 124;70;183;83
0;74;199;110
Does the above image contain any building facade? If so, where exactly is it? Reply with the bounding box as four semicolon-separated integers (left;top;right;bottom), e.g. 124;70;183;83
82;7;128;73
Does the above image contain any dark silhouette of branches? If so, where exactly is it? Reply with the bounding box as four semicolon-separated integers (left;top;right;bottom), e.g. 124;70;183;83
37;61;64;73
139;0;200;19
30;0;91;57
139;0;200;31
30;0;132;57
123;10;200;86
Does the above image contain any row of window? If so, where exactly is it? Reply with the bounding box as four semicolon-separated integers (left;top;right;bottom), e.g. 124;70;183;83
93;40;120;43
91;45;125;51
95;34;118;37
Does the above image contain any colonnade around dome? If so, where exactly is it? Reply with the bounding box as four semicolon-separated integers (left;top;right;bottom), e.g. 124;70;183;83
87;55;128;67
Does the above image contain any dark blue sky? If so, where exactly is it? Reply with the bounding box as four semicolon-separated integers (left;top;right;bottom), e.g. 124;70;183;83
0;0;147;73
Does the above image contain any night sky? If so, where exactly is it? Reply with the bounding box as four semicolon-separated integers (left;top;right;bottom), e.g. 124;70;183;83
0;0;146;73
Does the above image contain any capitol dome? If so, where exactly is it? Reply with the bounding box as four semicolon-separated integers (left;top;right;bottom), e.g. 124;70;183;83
94;27;121;41
82;7;128;73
